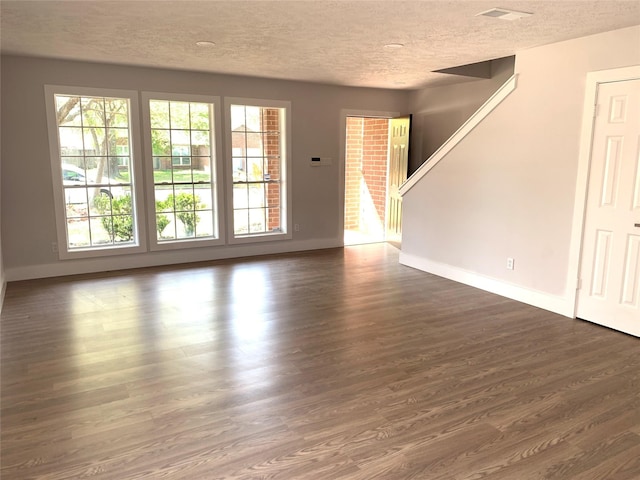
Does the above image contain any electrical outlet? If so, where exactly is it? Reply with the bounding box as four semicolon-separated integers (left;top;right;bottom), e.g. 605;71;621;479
506;257;515;270
51;242;58;253
294;224;300;232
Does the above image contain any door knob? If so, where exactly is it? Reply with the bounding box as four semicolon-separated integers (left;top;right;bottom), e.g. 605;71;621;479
636;223;640;228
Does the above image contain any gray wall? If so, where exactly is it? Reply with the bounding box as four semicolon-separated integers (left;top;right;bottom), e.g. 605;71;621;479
0;55;4;306
1;55;407;279
408;57;515;174
402;26;640;306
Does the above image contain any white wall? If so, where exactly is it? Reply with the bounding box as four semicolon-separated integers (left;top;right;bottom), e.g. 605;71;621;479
401;25;640;315
408;57;514;174
0;56;408;280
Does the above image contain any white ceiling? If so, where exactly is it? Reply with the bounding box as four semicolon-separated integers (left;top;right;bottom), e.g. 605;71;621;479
1;0;639;89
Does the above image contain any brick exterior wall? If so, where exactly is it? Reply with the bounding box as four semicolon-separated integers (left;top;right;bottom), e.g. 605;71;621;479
345;117;363;229
344;117;388;231
263;108;281;231
362;118;389;224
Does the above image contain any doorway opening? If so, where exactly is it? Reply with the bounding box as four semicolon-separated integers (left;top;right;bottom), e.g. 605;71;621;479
344;116;389;245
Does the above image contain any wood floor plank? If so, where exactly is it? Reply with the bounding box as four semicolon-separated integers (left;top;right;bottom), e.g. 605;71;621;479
2;244;639;479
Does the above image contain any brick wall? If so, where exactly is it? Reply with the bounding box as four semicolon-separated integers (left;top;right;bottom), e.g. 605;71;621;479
362;118;389;224
263;108;281;231
345;117;363;229
344;117;388;231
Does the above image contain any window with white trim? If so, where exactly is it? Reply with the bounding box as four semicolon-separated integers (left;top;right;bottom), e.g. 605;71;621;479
142;93;223;249
45;86;146;258
227;99;291;241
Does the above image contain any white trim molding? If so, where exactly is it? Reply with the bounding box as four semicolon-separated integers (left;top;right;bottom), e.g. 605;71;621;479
399;74;518;196
400;252;575;318
566;65;640;318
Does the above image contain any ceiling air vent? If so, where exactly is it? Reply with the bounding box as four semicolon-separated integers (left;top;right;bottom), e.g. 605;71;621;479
476;8;533;20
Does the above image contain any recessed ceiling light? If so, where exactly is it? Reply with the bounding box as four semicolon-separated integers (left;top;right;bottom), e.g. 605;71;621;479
196;41;216;47
476;8;533;20
384;43;405;49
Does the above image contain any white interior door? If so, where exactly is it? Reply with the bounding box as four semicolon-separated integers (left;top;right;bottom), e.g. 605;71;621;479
577;78;640;337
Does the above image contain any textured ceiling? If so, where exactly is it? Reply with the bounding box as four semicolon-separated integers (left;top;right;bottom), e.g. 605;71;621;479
1;0;639;89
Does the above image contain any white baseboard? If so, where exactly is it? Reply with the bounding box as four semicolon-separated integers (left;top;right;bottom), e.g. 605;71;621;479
399;252;574;318
6;238;343;282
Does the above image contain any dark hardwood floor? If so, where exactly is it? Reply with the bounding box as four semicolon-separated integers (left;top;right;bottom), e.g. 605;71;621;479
1;244;639;479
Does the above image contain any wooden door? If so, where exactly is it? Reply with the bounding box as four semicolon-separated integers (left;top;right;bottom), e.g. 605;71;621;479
577;78;640;337
386;115;411;243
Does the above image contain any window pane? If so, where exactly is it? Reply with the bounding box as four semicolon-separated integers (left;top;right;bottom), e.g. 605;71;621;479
192;160;212;181
248;183;265;208
109;157;130;184
90;216;112;245
83;127;107;156
59;127;84;156
105;99;128;127
154;157;172;174
64;187;88;208
249;208;266;233
232;131;246;154
81;97;106;127
89;191;110;216
247;157;264;182
171;129;190;148
245;133;262;155
112;216;134;243
234;210;249;235
232;158;246;182
156;212;174;240
190;103;210;130
170;102;190;129
107;128;130;156
233;184;249;209
245;106;261;131
67;218;91;248
152;130;171;156
150;100;170;128
191;131;210;155
230;105;245;130
195;211;214;237
193;186;212;211
169;168;191;183
56;96;82;126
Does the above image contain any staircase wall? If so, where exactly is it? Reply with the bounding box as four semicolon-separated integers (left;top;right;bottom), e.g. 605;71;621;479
408;56;514;175
401;25;640;316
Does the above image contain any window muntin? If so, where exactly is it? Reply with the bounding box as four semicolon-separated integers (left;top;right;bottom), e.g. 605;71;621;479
143;94;223;249
47;90;143;254
229;104;287;238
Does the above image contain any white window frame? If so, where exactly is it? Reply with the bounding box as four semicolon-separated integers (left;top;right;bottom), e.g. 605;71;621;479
224;97;292;244
141;92;225;251
44;85;147;259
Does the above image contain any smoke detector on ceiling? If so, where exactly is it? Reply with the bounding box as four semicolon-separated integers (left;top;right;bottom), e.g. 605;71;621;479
476;8;533;20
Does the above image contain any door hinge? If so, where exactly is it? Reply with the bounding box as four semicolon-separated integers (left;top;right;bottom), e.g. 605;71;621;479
577;278;582;290
593;104;600;118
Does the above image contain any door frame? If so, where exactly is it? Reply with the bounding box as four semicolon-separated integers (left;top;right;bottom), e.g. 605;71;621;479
568;65;640;317
338;109;400;244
